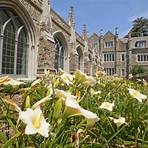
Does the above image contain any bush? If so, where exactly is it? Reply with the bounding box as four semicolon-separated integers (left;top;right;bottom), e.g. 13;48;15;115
131;65;144;75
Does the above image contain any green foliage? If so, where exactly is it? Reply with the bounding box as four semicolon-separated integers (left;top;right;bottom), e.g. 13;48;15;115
131;65;145;75
0;72;148;147
125;17;148;37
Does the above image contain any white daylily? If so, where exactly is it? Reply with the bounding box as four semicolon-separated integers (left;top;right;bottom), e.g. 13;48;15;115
44;69;50;75
90;88;101;95
55;89;99;125
4;79;25;86
0;76;11;85
100;101;115;112
109;117;126;127
19;107;49;137
65;96;99;124
128;74;133;79
75;70;96;86
55;89;72;101
75;70;87;82
31;79;41;86
32;95;52;109
84;76;96;86
80;108;99;122
65;97;81;116
60;72;74;85
128;88;147;103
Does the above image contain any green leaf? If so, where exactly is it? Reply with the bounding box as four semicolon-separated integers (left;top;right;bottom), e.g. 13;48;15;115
1;131;21;148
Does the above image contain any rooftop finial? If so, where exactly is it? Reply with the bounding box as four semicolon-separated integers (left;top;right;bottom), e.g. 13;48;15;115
115;27;119;36
83;24;88;40
69;6;75;27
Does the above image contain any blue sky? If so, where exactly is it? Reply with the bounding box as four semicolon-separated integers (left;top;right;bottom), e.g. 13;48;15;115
52;0;148;37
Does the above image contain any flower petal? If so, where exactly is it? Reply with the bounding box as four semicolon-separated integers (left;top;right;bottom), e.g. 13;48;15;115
25;124;37;135
80;108;99;122
19;108;34;125
38;119;50;137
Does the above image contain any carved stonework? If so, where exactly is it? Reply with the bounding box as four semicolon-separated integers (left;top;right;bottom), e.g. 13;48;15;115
19;0;41;22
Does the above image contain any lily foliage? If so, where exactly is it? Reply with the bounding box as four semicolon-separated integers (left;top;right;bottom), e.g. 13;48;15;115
0;71;148;147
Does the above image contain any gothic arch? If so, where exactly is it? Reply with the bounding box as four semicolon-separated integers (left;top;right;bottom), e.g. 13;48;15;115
53;31;69;72
76;45;84;71
88;54;93;75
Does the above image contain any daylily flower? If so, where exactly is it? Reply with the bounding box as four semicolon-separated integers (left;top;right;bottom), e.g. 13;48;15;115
65;96;99;124
109;117;126;127
60;72;74;85
80;108;99;122
0;76;11;86
55;89;99;125
31;79;41;86
128;88;147;103
55;89;71;101
74;70;87;82
32;95;53;109
90;88;101;95
75;70;96;86
128;74;133;79
65;97;81;116
44;69;50;75
4;79;25;86
19;107;49;137
100;101;115;112
84;76;96;86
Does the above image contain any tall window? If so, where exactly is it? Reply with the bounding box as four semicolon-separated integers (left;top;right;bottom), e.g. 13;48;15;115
104;68;115;76
0;8;28;75
54;37;64;71
104;53;115;62
77;47;83;70
137;54;148;62
121;54;125;61
105;41;114;48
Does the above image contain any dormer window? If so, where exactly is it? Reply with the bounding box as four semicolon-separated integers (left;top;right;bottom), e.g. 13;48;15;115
105;41;114;48
135;40;146;48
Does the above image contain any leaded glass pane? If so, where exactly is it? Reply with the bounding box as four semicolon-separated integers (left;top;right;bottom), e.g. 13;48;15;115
2;22;15;74
0;8;28;76
16;28;27;75
54;38;64;71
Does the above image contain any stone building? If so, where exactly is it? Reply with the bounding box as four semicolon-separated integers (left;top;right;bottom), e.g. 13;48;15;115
0;0;99;81
89;31;148;77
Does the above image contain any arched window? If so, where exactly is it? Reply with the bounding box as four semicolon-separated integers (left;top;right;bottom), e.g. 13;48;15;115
89;54;93;75
76;47;83;70
0;8;28;75
54;37;64;71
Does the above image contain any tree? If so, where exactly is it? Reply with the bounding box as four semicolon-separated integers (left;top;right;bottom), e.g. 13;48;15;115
125;17;148;37
131;65;144;75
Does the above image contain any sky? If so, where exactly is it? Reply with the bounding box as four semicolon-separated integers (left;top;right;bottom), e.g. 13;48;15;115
52;0;148;37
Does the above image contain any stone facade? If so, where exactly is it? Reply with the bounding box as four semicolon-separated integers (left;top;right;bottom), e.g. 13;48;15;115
0;0;99;80
89;31;148;77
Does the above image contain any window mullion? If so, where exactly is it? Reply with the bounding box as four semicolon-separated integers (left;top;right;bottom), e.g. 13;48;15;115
14;39;18;75
0;32;3;74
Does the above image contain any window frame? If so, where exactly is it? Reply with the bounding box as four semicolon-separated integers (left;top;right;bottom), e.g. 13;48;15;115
0;8;28;76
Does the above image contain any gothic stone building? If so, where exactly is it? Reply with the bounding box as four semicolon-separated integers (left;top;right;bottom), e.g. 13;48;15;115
0;0;100;81
89;31;148;77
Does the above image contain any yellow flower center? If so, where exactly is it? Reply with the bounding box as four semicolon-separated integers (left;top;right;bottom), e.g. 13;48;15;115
132;90;139;98
32;114;42;129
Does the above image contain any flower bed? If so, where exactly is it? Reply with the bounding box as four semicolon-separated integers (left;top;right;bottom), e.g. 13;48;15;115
0;70;148;147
